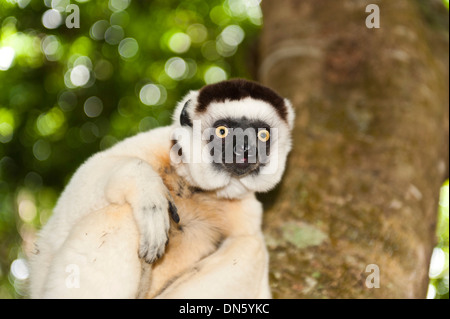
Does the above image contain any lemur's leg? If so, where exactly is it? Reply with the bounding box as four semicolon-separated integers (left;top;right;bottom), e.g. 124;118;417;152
40;204;142;298
28;217;60;299
155;196;271;299
155;234;271;299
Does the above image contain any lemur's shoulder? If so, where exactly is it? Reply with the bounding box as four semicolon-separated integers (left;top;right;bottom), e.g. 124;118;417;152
104;125;174;161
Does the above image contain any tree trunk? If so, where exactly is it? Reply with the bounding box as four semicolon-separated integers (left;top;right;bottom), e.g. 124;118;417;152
258;0;449;299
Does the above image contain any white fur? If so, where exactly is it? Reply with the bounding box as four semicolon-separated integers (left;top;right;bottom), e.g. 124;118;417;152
29;87;294;299
173;95;294;199
156;195;271;299
29;127;174;298
157;235;271;298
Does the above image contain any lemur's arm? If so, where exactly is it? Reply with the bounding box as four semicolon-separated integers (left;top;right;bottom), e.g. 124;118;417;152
103;156;178;263
30;156;177;297
29;155;177;298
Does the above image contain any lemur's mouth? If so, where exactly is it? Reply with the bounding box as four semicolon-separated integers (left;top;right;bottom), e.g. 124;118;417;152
224;162;260;177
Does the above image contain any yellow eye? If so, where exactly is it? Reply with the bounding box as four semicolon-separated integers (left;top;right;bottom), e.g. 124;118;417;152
216;126;229;139
258;130;270;142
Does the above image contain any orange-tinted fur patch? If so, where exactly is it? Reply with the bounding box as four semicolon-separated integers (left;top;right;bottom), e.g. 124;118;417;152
144;152;240;298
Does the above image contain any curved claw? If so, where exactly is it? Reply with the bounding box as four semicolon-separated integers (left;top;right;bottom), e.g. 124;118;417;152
169;201;180;224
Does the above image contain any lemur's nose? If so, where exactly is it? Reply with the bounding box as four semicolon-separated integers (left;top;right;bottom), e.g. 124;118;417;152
234;142;257;160
233;144;251;156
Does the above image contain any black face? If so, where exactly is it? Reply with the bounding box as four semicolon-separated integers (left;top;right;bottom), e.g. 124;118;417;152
208;118;272;177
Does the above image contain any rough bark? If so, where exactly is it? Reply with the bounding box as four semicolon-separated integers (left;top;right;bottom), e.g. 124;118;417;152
258;0;449;299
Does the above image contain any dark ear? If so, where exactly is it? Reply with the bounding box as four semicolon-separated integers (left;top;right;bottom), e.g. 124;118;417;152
180;100;193;127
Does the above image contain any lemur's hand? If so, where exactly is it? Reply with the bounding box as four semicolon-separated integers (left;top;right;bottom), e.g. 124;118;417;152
105;158;179;264
135;183;179;264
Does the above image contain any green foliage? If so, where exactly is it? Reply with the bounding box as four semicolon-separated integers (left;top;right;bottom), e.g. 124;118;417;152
444;0;449;10
428;181;450;299
0;0;262;298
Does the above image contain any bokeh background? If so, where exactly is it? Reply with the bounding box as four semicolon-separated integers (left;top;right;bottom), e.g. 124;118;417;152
0;0;448;299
